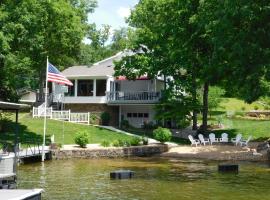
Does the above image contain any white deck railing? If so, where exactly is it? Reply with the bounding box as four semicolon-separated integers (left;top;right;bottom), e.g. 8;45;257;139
70;112;89;124
106;91;161;103
33;107;89;124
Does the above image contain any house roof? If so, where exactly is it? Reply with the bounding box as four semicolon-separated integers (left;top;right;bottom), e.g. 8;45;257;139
62;52;124;78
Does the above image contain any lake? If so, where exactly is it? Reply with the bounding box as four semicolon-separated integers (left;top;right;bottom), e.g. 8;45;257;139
17;157;270;200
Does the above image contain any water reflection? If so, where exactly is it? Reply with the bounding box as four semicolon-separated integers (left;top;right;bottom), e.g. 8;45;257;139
17;158;270;200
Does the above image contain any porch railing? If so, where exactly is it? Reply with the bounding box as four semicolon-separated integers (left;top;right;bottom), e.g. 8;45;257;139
33;107;90;124
106;91;161;102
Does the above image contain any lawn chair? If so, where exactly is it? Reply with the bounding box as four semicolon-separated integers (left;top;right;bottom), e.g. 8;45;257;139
231;134;242;146
188;135;200;147
209;133;219;145
198;134;210;146
220;133;229;143
240;136;252;147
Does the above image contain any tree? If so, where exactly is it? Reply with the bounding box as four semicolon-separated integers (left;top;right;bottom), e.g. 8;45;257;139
0;0;97;101
198;0;270;103
115;0;216;131
78;27;132;65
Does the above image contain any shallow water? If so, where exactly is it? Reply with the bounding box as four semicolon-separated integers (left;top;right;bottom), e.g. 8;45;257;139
17;158;270;200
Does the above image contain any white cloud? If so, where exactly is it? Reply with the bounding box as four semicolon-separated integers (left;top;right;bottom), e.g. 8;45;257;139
116;7;131;18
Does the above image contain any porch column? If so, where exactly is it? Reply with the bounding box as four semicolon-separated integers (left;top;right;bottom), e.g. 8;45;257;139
93;79;96;97
74;79;78;97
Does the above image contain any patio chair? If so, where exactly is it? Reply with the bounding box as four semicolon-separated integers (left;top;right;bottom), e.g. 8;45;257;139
209;133;219;145
198;134;210;146
188;135;200;147
240;136;252;147
220;133;229;143
231;134;242;146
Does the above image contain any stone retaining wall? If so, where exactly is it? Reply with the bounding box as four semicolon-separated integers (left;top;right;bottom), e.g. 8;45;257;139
51;144;168;159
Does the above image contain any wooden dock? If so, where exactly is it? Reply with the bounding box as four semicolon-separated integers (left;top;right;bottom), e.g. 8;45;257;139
17;146;51;163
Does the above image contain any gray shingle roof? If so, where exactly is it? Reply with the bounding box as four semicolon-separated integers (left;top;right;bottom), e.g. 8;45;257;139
62;52;123;77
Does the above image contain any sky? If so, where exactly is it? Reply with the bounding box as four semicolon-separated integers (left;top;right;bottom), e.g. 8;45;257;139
88;0;139;30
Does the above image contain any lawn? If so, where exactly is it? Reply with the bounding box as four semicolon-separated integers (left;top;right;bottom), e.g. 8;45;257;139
1;113;134;145
210;117;270;141
208;98;270;141
218;98;265;111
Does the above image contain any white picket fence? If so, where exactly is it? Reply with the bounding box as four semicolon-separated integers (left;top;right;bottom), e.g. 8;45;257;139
33;107;90;124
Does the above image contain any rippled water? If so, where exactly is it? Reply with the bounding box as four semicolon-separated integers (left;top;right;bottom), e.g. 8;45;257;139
17;158;270;200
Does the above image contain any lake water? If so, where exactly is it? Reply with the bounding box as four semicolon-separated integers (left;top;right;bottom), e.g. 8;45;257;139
17;157;270;200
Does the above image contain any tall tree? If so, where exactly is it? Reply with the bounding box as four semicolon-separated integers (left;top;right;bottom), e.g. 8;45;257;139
0;0;96;101
115;0;215;131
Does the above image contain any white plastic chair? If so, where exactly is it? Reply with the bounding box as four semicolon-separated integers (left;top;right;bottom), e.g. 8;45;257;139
240;136;252;147
209;133;219;145
198;134;210;146
231;134;242;146
220;133;228;143
188;135;200;147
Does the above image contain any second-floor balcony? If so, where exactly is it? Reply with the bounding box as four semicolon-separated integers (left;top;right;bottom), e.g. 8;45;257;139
106;91;161;104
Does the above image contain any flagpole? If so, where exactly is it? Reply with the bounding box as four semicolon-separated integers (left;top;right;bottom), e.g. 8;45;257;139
42;56;49;162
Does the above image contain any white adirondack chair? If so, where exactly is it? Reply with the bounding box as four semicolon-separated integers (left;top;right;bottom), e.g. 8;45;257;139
231;134;242;146
209;133;219;145
188;135;200;147
198;134;210;146
220;133;229;143
240;136;252;147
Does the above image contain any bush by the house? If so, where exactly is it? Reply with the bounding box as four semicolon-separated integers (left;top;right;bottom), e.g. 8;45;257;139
121;119;130;128
130;137;141;146
141;136;149;145
74;131;89;148
90;113;100;125
101;112;111;125
101;140;110;147
112;140;120;147
153;127;172;143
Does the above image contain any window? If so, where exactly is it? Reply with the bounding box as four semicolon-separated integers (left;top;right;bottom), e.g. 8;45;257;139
138;113;143;118
77;80;93;96
127;113;132;118
132;113;138;118
65;80;75;96
144;113;149;118
96;79;106;96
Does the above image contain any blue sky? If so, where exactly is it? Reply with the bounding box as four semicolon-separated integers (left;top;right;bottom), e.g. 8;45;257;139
88;0;139;30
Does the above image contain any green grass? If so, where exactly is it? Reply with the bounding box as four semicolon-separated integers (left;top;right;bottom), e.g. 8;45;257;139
218;98;264;111
1;113;134;145
121;127;190;145
208;117;270;141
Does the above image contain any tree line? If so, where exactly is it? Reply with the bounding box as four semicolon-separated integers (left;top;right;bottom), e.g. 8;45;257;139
0;0;129;101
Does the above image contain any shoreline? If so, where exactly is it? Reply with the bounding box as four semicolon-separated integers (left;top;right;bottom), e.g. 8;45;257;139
48;142;269;162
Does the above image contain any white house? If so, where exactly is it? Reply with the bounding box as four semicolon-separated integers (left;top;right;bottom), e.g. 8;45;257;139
52;52;164;128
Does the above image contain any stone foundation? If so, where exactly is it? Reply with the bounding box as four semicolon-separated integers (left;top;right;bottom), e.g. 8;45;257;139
51;145;168;159
65;104;119;126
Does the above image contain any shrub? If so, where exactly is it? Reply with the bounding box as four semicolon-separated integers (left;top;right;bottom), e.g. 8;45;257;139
112;139;130;147
121;120;130;128
130;137;141;146
141;136;149;145
241;106;246;111
153;127;172;143
101;140;110;147
101;112;111;125
112;140;120;147
254;105;259;110
90;114;100;125
74;131;89;148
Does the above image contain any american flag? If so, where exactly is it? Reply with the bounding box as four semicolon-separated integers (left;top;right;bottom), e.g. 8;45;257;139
47;63;73;86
